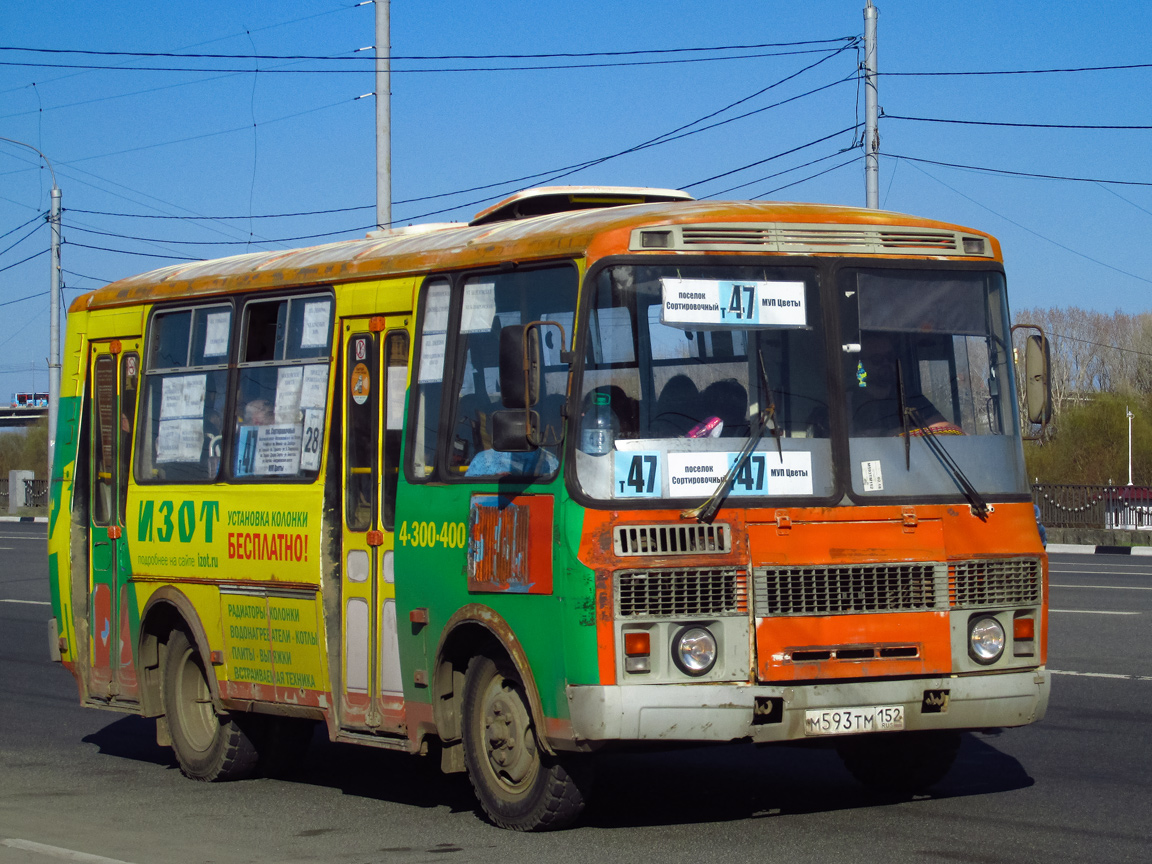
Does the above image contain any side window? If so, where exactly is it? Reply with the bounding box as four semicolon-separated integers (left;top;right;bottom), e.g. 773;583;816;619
137;306;231;483
382;330;409;529
92;355;117;524
411;280;449;478
118;353;139;516
234;294;333;481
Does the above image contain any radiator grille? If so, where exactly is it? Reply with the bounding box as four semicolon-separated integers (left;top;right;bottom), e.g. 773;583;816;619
753;563;945;617
950;558;1042;607
616;568;747;618
662;223;976;256
614;523;731;556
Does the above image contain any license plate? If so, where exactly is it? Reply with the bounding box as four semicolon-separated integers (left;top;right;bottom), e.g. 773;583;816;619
804;705;905;736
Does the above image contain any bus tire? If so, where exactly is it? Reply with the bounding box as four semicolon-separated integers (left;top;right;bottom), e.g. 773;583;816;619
163;630;258;782
837;730;961;795
461;655;589;831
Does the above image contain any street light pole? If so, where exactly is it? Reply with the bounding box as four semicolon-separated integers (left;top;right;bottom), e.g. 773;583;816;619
864;1;879;208
0;137;60;480
1128;406;1134;486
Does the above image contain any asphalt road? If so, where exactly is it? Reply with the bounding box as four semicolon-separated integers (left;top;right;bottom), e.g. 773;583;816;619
2;529;1150;863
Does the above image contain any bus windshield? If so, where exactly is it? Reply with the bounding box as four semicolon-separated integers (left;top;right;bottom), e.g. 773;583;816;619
574;263;834;502
573;262;1027;505
841;267;1026;500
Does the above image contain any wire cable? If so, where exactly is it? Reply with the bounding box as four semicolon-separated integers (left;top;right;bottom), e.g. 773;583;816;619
681;124;861;190
883;113;1152;130
882;63;1152;77
65;223;374;247
0;219;45;260
64;241;200;262
882;153;1152;188
0;211;47;243
0;248;47;274
752;155;861;198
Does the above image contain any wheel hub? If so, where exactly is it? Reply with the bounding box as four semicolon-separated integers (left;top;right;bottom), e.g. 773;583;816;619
482;679;537;788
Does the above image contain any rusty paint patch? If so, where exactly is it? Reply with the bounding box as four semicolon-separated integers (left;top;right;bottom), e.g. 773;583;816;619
467;494;553;594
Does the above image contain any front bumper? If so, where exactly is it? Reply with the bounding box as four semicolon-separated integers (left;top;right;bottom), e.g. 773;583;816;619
566;668;1048;744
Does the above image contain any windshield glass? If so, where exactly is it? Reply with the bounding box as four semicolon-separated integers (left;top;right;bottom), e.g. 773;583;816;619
841;267;1027;498
574;263;833;503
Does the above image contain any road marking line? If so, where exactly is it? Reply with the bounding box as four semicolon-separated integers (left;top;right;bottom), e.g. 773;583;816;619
0;599;50;606
1050;669;1152;681
1052;583;1152;590
1050;609;1140;615
2;839;138;864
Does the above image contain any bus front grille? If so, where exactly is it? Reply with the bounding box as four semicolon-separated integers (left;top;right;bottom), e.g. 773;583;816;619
753;563;946;616
613;523;732;556
949;558;1042;607
616;568;747;618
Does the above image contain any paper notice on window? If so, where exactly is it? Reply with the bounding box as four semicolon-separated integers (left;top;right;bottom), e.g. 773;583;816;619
160;374;206;420
274;366;304;424
540;312;574;366
300;301;332;349
156;417;203;463
203;312;231;357
386;366;407;429
483;366;501;400
861;459;884;492
418;332;447;383
661;279;806;328
665;450;814;497
460;281;497;334
251;424;303;476
423;283;450;333
593;306;636;364
300;408;324;471
299;364;329;409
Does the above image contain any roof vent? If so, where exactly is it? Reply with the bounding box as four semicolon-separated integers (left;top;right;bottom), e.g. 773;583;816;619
470;185;693;226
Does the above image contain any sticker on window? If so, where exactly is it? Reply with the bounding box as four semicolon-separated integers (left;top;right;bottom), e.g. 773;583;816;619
351;363;371;405
861;459;884;492
235;424;303;477
665;451;814;497
300;408;324;471
661;279;806;329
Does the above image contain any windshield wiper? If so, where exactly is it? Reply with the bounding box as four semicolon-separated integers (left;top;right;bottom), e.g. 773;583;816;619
683;351;781;524
895;357;990;520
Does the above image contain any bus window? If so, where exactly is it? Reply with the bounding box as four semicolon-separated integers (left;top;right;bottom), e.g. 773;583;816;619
92;355;117;524
453;266;575;479
233;294;332;481
382;330;409;529
411;280;449;478
345;332;376;531
118;353;139;516
138;305;231;483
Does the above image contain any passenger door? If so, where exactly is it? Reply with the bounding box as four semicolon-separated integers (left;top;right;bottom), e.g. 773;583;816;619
87;341;141;703
339;317;410;732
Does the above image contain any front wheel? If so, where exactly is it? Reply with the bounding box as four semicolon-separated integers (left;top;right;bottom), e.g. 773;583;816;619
837;730;961;795
163;630;258;781
461;655;590;831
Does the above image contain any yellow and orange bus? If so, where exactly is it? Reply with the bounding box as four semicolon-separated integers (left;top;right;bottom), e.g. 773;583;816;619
47;186;1049;830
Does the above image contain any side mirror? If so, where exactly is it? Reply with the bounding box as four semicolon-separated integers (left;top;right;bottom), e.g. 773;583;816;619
1012;324;1052;437
499;325;540;410
1024;332;1052;425
492;410;539;453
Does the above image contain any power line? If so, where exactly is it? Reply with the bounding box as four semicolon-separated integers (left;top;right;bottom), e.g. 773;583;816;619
0;248;47;274
898;157;1152;287
0;219;44;260
0;46;855;75
0;211;47;243
882;153;1152;188
0;38;857;62
884;113;1152;130
64;241;200;262
681;124;861;189
882;62;1152;77
703;149;858;198
0;289;47;309
753;155;861;198
66;223;374;247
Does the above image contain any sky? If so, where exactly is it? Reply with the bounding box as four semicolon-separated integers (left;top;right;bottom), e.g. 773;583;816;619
1;0;1150;399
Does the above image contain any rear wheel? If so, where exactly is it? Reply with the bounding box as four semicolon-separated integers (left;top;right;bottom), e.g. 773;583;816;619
163;630;258;781
837;730;961;795
461;655;589;831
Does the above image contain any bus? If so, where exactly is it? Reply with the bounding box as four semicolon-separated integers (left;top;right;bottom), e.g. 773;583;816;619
47;186;1050;831
12;391;49;408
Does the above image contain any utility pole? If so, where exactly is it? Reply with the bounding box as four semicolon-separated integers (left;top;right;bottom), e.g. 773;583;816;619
376;0;391;230
0;137;60;479
864;1;879;208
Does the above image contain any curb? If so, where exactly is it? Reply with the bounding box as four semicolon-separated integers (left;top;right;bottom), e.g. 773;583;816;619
0;516;47;523
1047;543;1152;556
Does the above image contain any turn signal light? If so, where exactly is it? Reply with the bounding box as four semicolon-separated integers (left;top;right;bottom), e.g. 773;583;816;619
624;632;650;656
1014;618;1035;641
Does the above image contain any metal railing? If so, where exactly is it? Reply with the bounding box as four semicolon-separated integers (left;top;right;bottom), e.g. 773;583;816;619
0;477;48;511
1033;484;1152;530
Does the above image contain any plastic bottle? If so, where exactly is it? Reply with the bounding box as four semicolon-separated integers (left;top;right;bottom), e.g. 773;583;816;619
580;392;616;455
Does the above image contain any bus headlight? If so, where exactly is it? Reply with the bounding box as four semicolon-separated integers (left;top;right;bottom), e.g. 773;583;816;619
968;615;1005;665
672;627;717;676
